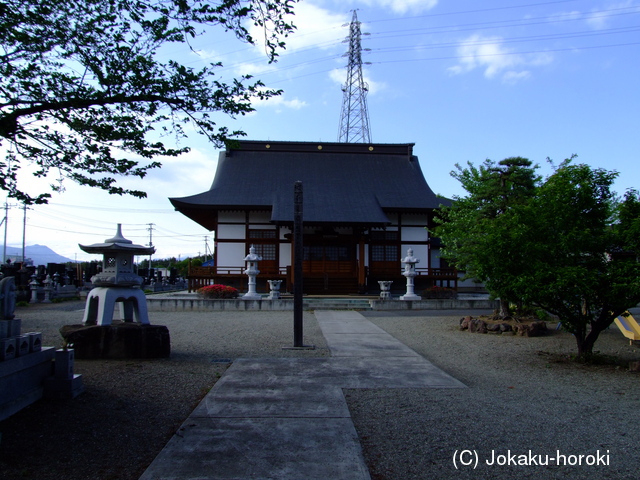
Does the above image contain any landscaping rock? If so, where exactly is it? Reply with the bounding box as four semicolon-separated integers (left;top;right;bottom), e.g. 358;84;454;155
60;323;171;359
469;318;487;334
459;316;472;330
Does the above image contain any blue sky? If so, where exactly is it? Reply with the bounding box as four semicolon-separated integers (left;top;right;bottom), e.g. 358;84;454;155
4;0;640;262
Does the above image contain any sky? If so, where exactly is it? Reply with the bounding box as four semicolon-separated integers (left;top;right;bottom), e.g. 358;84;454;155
3;0;640;262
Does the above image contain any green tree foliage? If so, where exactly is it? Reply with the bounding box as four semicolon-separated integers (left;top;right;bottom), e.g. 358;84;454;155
437;155;640;357
0;0;296;204
513;162;640;357
433;157;540;315
618;188;640;255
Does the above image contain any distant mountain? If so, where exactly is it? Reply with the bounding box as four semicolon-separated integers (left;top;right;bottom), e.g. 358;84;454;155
1;244;75;265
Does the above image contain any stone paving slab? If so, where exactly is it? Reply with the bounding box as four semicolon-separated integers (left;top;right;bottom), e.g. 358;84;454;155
204;357;464;389
140;311;465;480
139;417;370;480
191;382;349;418
321;333;420;357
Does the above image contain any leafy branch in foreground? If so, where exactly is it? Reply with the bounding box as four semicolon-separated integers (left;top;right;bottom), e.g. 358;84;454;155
0;0;297;203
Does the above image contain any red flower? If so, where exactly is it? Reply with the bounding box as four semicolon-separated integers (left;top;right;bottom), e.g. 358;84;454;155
197;284;239;299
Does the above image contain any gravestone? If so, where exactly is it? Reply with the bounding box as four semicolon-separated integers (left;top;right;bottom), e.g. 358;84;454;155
0;276;71;421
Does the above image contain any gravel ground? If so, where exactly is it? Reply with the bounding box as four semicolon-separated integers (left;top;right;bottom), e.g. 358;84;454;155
0;301;329;480
1;302;639;480
348;310;640;480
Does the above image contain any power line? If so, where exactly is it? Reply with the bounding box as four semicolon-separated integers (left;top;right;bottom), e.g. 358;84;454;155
368;0;612;23
371;40;640;65
204;2;640;79
371;25;640;55
46;201;175;213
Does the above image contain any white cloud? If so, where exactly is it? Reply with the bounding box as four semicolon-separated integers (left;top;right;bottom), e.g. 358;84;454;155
329;68;386;95
191;48;219;62
248;3;348;55
146;148;217;195
247;87;308;112
258;96;308;110
586;10;611;30
585;1;638;29
547;10;582;25
360;0;438;14
502;70;531;84
448;34;552;82
237;3;348;78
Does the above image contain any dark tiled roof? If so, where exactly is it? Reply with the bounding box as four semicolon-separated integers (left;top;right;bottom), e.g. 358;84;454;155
170;141;448;229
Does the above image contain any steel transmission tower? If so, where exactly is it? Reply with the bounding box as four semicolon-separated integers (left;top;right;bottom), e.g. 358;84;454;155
338;10;372;143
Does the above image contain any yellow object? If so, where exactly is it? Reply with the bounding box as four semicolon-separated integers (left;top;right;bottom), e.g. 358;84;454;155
614;312;640;344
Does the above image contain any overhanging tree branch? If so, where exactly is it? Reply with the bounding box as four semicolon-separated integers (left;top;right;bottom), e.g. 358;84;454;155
0;0;297;203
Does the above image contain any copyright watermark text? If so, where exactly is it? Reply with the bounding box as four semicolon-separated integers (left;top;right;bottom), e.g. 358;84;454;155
453;449;610;469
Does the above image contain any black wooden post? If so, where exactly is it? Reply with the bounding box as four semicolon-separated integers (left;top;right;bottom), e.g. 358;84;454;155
293;181;304;347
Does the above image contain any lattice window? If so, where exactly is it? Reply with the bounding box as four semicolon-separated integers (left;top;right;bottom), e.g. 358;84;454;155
371;245;399;262
370;231;399;241
252;244;276;260
249;230;277;239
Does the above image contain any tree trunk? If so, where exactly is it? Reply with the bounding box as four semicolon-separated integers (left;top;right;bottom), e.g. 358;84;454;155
498;298;510;317
575;312;619;358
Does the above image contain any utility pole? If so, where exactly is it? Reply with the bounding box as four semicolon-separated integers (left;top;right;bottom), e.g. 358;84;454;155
147;223;155;277
2;202;7;263
204;235;213;263
22;204;27;262
337;10;372;143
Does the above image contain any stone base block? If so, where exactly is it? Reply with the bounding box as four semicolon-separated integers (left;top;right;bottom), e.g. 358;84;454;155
0;347;55;421
44;374;84;399
242;294;263;300
0;337;16;361
28;332;42;352
399;294;422;301
60;323;171;359
15;335;30;357
0;319;9;339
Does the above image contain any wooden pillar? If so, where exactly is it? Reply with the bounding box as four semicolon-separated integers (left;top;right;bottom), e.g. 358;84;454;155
293;181;303;347
358;234;366;292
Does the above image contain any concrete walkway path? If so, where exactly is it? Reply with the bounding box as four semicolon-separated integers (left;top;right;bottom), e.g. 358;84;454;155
139;311;465;480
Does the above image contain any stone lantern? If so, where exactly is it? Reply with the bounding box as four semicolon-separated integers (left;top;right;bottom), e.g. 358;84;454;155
400;248;422;301
242;245;262;300
79;224;155;325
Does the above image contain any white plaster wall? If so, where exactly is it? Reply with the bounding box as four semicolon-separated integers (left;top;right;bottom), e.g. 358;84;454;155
218;211;245;223
280;227;291;240
217;224;245;240
279;243;291;268
401;226;428;242
217;243;246;267
360;244;369;267
430;249;441;268
401;244;428;266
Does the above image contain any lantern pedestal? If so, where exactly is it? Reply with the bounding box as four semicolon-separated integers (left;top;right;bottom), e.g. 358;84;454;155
72;224;170;358
82;287;150;326
60;323;170;359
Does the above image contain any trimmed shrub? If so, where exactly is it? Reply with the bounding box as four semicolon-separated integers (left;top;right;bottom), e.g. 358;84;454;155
422;286;457;299
197;284;239;299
